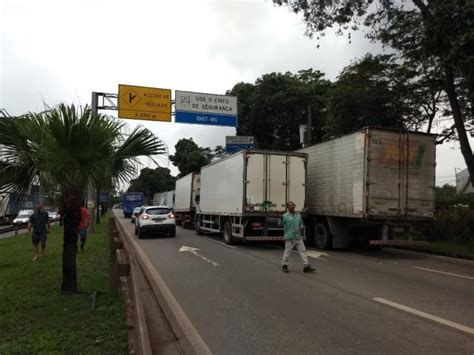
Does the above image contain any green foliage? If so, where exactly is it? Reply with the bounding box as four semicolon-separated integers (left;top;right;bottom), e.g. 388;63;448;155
228;69;331;150
420;206;474;244
325;54;408;137
127;167;176;204
0;104;165;212
0;218;128;353
274;0;474;183
169;138;211;177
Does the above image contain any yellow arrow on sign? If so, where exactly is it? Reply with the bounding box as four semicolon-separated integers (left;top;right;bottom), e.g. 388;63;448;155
118;84;171;122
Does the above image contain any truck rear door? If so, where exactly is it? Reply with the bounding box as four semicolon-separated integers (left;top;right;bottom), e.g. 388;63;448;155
267;154;287;212
366;129;435;219
287;155;306;212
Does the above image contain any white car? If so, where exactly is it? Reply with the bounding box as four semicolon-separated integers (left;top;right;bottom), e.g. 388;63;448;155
135;206;176;239
13;210;34;226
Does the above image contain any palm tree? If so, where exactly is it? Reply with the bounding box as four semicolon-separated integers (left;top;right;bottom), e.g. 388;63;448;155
0;104;165;293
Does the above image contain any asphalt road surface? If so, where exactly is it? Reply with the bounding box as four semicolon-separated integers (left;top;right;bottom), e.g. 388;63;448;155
119;215;474;354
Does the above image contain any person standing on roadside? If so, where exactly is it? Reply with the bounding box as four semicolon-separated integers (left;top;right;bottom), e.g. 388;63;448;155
28;203;50;261
280;201;316;273
78;203;90;251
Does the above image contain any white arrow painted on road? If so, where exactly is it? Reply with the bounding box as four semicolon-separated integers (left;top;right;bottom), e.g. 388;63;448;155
306;250;330;261
179;246;220;267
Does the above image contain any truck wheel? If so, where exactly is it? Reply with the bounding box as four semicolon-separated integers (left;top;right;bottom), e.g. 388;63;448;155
195;217;203;235
315;222;332;250
223;221;234;245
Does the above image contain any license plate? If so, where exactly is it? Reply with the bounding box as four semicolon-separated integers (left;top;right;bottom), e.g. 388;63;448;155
152;217;165;222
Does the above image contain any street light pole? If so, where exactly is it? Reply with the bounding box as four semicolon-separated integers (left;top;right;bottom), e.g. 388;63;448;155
89;92;99;233
307;104;312;146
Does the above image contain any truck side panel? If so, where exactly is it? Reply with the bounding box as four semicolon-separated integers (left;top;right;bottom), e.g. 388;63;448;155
200;154;245;214
174;173;194;212
301;132;366;218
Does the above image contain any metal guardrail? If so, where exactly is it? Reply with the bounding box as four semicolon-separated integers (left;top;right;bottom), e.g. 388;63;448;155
109;213;211;355
0;225;27;235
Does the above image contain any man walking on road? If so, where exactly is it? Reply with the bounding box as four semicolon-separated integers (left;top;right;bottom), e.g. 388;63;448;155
281;201;315;273
28;202;50;261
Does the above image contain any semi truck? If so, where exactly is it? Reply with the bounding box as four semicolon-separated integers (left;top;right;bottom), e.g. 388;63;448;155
300;127;436;249
195;150;307;244
174;173;200;228
122;192;145;218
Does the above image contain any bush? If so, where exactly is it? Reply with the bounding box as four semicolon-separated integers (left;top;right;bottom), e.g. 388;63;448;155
420;206;474;244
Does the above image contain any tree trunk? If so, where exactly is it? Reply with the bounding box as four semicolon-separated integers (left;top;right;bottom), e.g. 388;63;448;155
61;220;78;292
444;65;474;187
60;185;82;293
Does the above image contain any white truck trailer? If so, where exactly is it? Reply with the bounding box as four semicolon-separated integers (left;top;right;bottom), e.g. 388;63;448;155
174;173;200;228
195;150;307;244
153;190;175;208
300;127;436;249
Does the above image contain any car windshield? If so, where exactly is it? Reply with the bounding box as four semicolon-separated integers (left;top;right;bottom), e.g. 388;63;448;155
146;208;170;215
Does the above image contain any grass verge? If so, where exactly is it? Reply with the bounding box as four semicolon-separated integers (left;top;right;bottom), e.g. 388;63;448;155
394;232;474;260
0;217;128;354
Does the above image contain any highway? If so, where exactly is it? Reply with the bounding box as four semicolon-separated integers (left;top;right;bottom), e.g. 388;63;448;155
121;215;474;353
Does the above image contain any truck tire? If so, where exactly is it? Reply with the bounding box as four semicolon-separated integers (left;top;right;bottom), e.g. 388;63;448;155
315;222;332;250
223;220;234;245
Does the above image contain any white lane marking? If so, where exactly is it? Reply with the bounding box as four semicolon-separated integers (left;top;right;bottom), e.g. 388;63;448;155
412;266;474;281
179;246;220;267
203;237;237;249
373;297;474;336
294;250;329;261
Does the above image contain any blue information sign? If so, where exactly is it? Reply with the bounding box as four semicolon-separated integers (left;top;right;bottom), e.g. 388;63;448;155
226;144;254;153
175;111;237;127
99;192;110;203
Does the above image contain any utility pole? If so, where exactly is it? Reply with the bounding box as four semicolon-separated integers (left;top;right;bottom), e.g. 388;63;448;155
89;92;99;233
307;104;312;146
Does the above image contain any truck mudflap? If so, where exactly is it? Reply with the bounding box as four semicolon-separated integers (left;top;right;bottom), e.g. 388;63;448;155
244;236;307;242
369;240;428;246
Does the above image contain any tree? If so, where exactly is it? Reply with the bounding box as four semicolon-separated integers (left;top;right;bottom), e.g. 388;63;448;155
273;0;474;185
128;167;176;204
325;54;407;137
0;104;165;293
228;69;331;150
169;138;212;177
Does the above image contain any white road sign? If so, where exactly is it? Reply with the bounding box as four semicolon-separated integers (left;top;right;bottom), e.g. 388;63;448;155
175;90;238;127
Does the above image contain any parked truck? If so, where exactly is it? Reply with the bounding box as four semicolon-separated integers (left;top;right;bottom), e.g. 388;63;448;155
300;127;436;249
153;190;175;208
195;150;307;244
174;173;200;228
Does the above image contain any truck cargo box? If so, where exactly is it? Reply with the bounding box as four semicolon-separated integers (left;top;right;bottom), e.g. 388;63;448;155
300;128;436;221
174;173;200;213
199;150;307;215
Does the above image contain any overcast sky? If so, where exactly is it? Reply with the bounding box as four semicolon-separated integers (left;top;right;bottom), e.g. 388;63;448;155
1;0;471;186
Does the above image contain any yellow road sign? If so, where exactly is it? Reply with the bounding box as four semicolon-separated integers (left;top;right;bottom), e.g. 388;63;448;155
118;84;171;122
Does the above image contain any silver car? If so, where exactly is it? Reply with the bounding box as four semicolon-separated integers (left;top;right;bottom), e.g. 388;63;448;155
135;206;176;239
